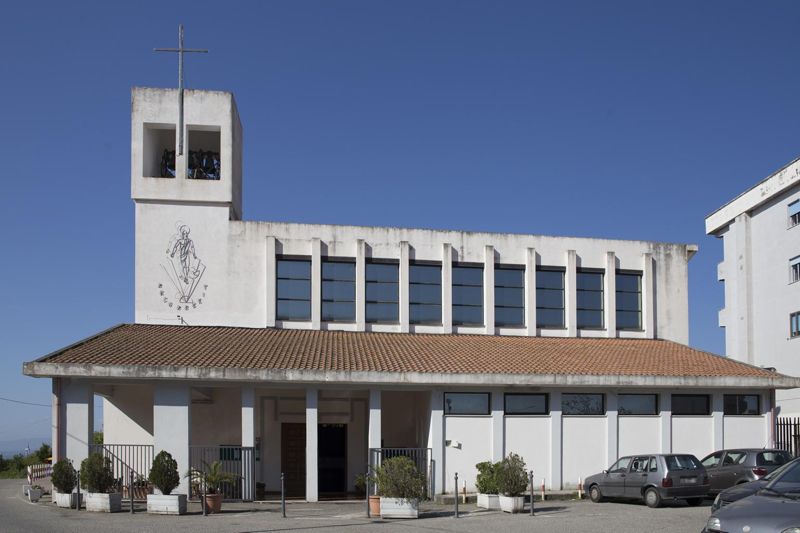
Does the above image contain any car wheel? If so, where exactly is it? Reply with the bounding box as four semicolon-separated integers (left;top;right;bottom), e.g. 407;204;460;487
589;484;603;503
686;497;703;506
644;488;662;508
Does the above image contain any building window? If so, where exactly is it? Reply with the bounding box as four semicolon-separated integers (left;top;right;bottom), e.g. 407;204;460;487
495;266;525;327
616;271;642;330
321;259;355;322
444;393;490;415
276;258;311;321
792;311;800;338
672;394;710;415
790;200;800;228
791;256;800;284
365;261;399;323
618;394;659;415
504;393;548;415
410;263;442;324
562;393;605;415
452;264;484;326
577;270;604;329
724;394;760;415
536;267;565;328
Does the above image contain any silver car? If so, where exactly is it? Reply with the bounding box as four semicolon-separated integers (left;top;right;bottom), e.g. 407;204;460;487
700;448;793;494
585;454;709;508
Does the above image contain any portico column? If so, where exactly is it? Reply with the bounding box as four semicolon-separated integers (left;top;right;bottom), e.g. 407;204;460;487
491;391;504;461
660;392;672;453
242;386;256;501
712;392;724;451
368;389;381;451
62;379;93;468
154;383;191;495
606;393;618;467
549;391;562;490
306;388;319;502
52;378;65;463
427;390;444;495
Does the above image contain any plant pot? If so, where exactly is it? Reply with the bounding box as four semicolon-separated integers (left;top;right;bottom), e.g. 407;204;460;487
368;495;381;516
203;492;223;514
499;495;525;513
85;492;122;513
54;492;82;509
147;494;187;515
477;493;500;510
379;497;419;519
28;489;43;502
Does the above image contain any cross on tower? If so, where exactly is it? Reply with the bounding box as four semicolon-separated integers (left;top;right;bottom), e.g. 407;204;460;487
155;24;208;156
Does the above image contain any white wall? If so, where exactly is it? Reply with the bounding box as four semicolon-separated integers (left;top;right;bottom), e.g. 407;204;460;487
724;416;768;449
672;417;714;459
103;384;154;445
444;416;492;493
504;417;550;489
618;416;660;458
191;387;242;446
562;417;606;488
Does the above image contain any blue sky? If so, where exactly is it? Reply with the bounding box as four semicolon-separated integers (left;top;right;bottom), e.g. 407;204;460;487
1;0;799;444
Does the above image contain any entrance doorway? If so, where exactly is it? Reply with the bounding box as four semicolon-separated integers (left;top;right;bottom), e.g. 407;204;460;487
281;423;306;498
318;423;347;496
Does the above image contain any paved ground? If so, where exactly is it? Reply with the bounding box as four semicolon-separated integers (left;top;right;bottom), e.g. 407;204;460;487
0;480;711;532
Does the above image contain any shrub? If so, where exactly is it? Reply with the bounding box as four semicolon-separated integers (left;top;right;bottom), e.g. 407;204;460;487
374;456;426;502
496;453;528;497
52;459;77;493
149;450;180;495
80;453;116;493
475;461;499;494
186;461;237;495
354;473;367;496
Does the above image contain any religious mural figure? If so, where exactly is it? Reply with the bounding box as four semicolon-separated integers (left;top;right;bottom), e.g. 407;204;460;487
161;223;206;305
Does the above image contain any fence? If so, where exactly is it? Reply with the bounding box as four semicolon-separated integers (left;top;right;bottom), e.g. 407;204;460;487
369;447;432;498
776;417;800;457
188;445;255;501
89;444;154;499
27;463;52;484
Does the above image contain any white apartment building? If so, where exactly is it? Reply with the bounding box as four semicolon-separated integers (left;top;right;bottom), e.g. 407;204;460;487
706;157;800;417
23;88;798;502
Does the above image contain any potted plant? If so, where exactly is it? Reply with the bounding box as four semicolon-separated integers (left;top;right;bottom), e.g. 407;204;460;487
28;485;44;502
186;461;237;514
123;474;150;500
52;459;80;508
475;460;500;510
373;456;426;519
80;453;122;512
496;453;528;513
147;450;186;515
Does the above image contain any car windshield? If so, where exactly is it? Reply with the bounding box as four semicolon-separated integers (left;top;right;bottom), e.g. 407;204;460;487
763;458;800;480
665;455;701;471
766;460;800;491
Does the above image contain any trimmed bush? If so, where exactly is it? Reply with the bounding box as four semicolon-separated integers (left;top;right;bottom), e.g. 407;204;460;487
374;456;426;502
149;450;180;495
52;459;77;493
496;453;528;497
80;453;115;493
475;461;499;494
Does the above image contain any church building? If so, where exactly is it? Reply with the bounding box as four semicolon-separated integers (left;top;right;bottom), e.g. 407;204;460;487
23;87;799;501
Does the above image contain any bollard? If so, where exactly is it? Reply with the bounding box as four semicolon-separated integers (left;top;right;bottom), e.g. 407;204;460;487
75;471;80;511
529;470;534;516
454;472;459;518
202;477;207;517
578;477;583;500
281;472;286;518
129;477;134;514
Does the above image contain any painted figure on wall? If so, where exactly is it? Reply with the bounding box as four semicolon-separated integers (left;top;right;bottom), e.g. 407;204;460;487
169;225;197;283
162;223;206;305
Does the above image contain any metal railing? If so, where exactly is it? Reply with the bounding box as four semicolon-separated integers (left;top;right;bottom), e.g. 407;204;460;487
89;444;154;500
776;417;800;457
369;447;432;498
188;445;255;501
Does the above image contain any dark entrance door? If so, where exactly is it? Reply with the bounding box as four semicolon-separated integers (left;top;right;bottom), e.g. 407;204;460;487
318;423;347;496
281;423;306;498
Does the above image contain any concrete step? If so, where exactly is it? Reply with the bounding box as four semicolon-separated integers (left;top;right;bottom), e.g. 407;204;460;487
434;491;584;504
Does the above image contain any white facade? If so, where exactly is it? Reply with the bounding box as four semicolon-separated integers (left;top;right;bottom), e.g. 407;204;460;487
706;158;800;416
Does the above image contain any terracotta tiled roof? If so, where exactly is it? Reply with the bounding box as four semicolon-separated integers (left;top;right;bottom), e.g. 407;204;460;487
28;323;779;379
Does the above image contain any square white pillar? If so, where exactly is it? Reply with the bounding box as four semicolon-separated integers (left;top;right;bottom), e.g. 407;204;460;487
52;378;65;463
605;252;616;336
427;390;444;495
266;236;276;327
549;391;562;489
311;238;322;329
565;251;577;336
306;388;319;502
491;391;504;461
368;390;381;450
712;392;724;450
484;245;495;334
642;252;655;338
399;241;410;333
442;244;453;333
356;239;366;331
62;379;93;468
525;247;536;336
660;392;672;453
241;386;256;500
154;383;191;495
606;393;618;467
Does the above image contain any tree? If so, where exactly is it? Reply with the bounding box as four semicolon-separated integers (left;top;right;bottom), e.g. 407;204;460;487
93;431;104;445
35;443;51;463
